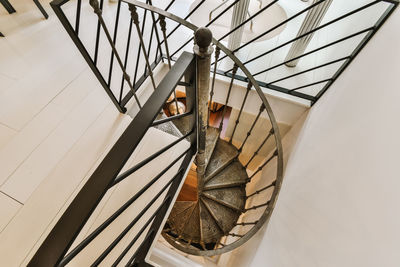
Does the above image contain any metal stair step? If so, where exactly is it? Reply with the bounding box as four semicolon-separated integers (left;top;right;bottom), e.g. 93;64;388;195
164;121;248;250
202;187;245;213
204;127;220;171
172;115;191;137
167;201;195;236
203;161;248;190
181;202;201;243
205;140;238;182
199;201;223;244
153;112;183;138
200;197;240;235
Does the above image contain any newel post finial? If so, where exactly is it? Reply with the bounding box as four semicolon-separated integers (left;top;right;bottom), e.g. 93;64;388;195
194;27;213;57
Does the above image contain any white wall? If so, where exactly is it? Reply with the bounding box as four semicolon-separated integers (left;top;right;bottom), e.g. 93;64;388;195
223;5;400;267
211;78;308;126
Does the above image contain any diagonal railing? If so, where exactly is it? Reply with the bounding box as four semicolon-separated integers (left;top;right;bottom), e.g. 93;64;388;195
28;51;198;267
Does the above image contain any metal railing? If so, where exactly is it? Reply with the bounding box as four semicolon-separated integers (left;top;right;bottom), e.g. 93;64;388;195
0;0;48;18
163;0;398;105
0;0;49;37
28;50;198;266
49;0;397;109
212;0;398;104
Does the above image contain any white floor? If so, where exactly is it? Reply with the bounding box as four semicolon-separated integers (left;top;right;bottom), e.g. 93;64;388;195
0;1;191;265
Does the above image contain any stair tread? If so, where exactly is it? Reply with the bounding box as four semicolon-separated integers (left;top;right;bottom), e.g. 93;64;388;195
173;115;191;137
167;202;196;236
204;127;220;171
205;139;238;180
202;187;246;212
199;201;223;244
204;161;248;190
200;197;240;234
169;201;196;220
181;202;201;243
154;112;183;138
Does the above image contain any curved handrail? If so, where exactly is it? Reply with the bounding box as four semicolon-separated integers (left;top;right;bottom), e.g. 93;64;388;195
124;0;283;256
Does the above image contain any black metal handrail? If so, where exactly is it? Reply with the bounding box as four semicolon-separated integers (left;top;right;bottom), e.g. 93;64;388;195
28;51;197;266
50;0;397;110
166;0;397;105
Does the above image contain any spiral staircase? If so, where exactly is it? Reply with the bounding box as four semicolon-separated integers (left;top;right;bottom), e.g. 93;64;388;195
23;0;397;265
163;124;248;250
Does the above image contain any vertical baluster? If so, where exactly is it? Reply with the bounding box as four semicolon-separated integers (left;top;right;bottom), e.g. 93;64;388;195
228;233;244;238
238;104;264;154
154;0;176;62
33;0;49;19
159;16;171;68
130;5;157;90
160;15;179;114
119;18;134;104
132;4;148;86
235;221;258;226
248;150;278;180
93;0;104;65
89;0;142;108
229;81;252;143
146;0;164;75
1;0;16;14
75;0;82;34
207;46;220;127
146;12;160;69
246;181;276;198
219;64;238;133
245;128;274;168
107;0;122;87
244;201;270;212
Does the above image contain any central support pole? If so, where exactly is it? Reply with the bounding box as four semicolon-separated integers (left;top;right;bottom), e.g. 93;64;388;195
194;27;213;179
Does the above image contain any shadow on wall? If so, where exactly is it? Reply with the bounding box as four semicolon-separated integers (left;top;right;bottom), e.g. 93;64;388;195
225;109;291;171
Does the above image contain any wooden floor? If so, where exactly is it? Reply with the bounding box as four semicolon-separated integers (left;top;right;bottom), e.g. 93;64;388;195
209;105;232;140
176;164;198;202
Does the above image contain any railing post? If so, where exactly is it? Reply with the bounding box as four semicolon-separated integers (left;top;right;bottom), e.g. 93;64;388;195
193;27;213;178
